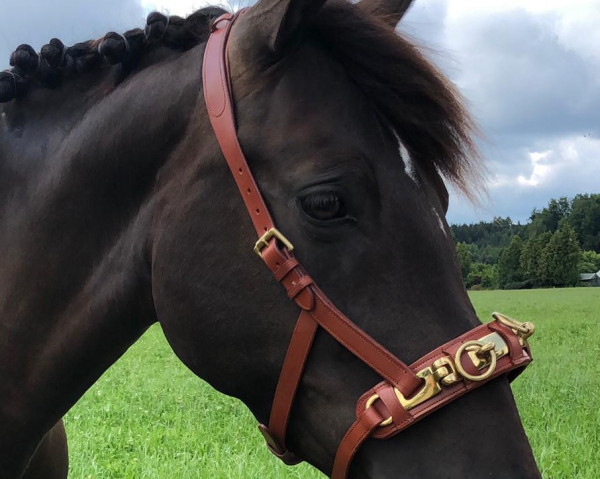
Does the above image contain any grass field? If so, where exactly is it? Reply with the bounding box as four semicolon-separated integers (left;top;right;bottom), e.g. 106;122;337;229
64;288;600;478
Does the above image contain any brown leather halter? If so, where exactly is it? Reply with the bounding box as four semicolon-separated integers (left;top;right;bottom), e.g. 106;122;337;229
203;11;535;479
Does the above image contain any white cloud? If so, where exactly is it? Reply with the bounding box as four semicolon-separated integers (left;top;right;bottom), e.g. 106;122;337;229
407;1;600;224
447;0;599;16
140;0;208;15
554;8;600;64
517;151;553;187
449;135;600;224
140;0;242;15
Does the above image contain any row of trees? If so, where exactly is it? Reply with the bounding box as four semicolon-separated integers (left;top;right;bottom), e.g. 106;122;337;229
452;194;600;290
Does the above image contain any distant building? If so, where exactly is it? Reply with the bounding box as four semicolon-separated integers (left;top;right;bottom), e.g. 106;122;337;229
580;270;600;287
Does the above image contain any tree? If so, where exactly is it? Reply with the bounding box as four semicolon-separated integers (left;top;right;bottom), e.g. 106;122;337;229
467;263;499;289
568;194;600;253
528;197;572;236
520;232;552;286
455;242;473;282
539;222;581;286
579;250;600;274
498;236;524;288
450;193;600;289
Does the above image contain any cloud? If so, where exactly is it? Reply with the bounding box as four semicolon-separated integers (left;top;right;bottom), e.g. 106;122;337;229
398;0;448;51
389;2;600;224
140;0;211;15
445;9;600;138
399;2;600;224
517;151;553;187
449;135;600;224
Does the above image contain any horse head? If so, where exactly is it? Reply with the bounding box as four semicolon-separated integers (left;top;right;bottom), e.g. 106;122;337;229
0;0;541;477
151;0;541;476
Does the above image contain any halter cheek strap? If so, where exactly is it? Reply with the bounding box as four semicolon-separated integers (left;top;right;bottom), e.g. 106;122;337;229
203;12;535;479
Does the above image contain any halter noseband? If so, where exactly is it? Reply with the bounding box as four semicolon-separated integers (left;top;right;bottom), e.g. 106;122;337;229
202;11;534;478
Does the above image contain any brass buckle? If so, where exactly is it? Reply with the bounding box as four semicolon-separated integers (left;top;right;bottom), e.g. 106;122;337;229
254;228;294;257
365;367;442;427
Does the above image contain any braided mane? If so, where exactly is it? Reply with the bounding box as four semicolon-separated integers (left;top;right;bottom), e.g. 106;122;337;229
0;2;480;194
0;7;226;103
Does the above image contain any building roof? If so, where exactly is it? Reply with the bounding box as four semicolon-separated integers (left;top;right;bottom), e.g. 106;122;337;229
580;271;600;281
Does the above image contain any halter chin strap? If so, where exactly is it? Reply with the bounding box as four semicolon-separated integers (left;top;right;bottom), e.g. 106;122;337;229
203;12;534;479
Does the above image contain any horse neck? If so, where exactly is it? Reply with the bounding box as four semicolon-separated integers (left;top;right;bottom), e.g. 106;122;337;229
0;43;208;470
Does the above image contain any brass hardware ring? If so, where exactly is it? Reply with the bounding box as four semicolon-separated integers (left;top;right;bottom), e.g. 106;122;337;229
455;340;497;382
365;394;393;427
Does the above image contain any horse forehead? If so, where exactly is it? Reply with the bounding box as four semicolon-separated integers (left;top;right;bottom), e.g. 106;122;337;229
234;44;418;184
241;43;372;124
242;83;387;170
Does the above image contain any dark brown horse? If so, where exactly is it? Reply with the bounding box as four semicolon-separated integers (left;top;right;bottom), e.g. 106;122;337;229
0;0;541;477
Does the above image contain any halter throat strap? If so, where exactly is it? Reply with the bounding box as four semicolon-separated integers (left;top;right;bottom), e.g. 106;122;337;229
202;11;534;479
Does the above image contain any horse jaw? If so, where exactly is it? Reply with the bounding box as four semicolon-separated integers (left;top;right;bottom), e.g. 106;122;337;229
350;380;541;479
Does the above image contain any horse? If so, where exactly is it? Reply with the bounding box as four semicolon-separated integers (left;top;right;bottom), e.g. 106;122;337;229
0;0;542;477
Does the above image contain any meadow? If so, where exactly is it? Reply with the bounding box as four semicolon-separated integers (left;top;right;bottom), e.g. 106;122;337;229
65;288;600;478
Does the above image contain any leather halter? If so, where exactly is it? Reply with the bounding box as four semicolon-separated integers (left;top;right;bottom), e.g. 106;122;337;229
203;11;534;479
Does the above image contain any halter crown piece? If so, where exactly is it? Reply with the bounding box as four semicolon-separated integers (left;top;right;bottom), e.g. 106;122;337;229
202;11;535;478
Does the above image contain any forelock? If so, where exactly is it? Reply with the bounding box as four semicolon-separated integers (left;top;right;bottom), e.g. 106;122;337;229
309;0;483;196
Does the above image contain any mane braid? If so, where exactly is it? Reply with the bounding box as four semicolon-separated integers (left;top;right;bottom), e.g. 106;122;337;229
0;7;226;103
311;0;482;195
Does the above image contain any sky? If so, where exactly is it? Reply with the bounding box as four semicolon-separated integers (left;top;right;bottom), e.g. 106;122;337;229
1;0;598;225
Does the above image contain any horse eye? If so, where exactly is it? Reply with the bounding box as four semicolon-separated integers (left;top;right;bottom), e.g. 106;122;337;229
300;192;347;221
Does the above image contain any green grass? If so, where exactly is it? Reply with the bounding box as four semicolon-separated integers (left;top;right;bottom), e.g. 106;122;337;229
470;288;600;479
65;288;600;478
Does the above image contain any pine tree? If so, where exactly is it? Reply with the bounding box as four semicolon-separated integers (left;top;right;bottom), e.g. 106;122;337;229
455;242;473;282
568;194;600;252
520;232;552;286
540;222;581;286
498;236;524;288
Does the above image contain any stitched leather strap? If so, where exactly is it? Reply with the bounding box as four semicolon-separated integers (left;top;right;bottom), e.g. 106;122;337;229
332;407;385;479
355;319;532;440
202;11;534;479
203;11;275;237
260;310;318;463
259;240;422;394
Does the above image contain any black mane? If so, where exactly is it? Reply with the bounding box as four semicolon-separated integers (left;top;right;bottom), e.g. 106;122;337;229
0;2;480;193
311;1;481;194
0;7;226;103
